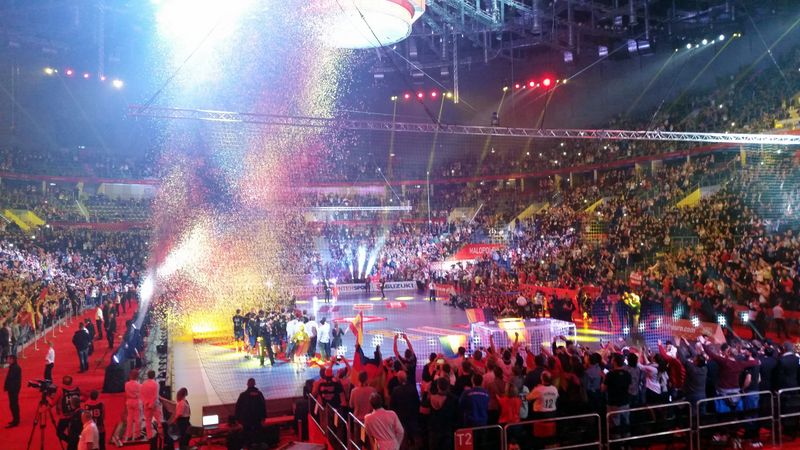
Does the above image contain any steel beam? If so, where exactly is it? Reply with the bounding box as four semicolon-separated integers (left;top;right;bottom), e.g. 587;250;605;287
127;106;800;145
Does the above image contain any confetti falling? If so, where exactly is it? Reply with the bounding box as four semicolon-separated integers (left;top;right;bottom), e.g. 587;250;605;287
141;2;358;336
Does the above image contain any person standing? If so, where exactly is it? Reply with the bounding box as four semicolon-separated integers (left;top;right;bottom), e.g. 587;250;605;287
105;311;117;349
364;393;404;450
349;371;376;421
168;388;191;450
44;340;55;381
389;370;420;450
317;318;331;359
72;323;91;373
603;354;632;438
54;375;82;442
124;371;142;442
4;354;21;428
774;301;789;339
234;378;267;446
140;370;162;442
380;278;387;299
95;305;104;341
78;410;100;450
85;390;106;450
305;316;318;359
257;311;275;367
0;323;9;362
84;319;95;356
331;323;344;354
232;309;245;353
428;279;436;302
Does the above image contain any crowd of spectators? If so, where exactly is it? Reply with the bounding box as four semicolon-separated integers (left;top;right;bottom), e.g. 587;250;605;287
0;227;147;362
314;328;800;450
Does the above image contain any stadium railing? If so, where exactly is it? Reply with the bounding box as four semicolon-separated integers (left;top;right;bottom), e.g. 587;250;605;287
777;387;800;445
696;390;776;448
347;413;373;450
606;401;693;450
326;404;350;450
503;412;601;450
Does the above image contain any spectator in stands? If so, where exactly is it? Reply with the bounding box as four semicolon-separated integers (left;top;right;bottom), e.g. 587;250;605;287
350;371;376;421
603;354;632;438
459;373;490;427
389;370;420;449
364;392;404;450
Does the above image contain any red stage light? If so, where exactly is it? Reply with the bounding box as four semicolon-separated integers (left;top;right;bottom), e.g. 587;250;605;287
417;92;424;99
65;69;74;76
514;83;520;89
529;81;535;87
403;93;411;100
431;91;438;98
542;78;552;87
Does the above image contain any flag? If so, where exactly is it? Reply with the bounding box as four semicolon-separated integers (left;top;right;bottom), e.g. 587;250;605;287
439;335;467;358
349;311;364;346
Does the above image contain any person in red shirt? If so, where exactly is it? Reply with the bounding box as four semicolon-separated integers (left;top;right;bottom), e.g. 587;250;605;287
497;384;521;424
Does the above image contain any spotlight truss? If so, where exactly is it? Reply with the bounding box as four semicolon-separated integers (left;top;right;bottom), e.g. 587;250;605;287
309;206;412;212
128;106;800;145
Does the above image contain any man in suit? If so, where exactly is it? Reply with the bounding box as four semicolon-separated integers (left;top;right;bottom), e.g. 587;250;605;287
72;323;91;373
777;342;799;390
4;354;21;427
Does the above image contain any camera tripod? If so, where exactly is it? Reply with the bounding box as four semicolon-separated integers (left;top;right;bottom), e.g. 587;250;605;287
26;394;63;450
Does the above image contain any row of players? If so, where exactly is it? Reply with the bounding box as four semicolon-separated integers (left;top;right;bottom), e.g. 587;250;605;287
231;309;346;367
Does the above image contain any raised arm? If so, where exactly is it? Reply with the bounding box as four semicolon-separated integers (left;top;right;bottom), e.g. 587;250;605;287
402;333;415;358
393;334;401;360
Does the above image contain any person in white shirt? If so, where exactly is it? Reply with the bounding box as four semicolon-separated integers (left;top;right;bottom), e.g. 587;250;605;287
364;393;404;450
526;371;559;418
305;316;318;358
168;387;191;449
123;372;142;441
94;306;104;341
44;340;55;381
140;370;163;440
317;318;332;359
78;410;99;450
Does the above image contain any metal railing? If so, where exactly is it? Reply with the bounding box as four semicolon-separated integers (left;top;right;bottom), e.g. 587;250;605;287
777;387;800;445
697;390;775;448
308;396;326;439
606;401;693;450
503;413;601;450
326;405;349;450
347;413;373;450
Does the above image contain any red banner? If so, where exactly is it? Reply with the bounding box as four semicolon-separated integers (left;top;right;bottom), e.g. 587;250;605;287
452;243;504;261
